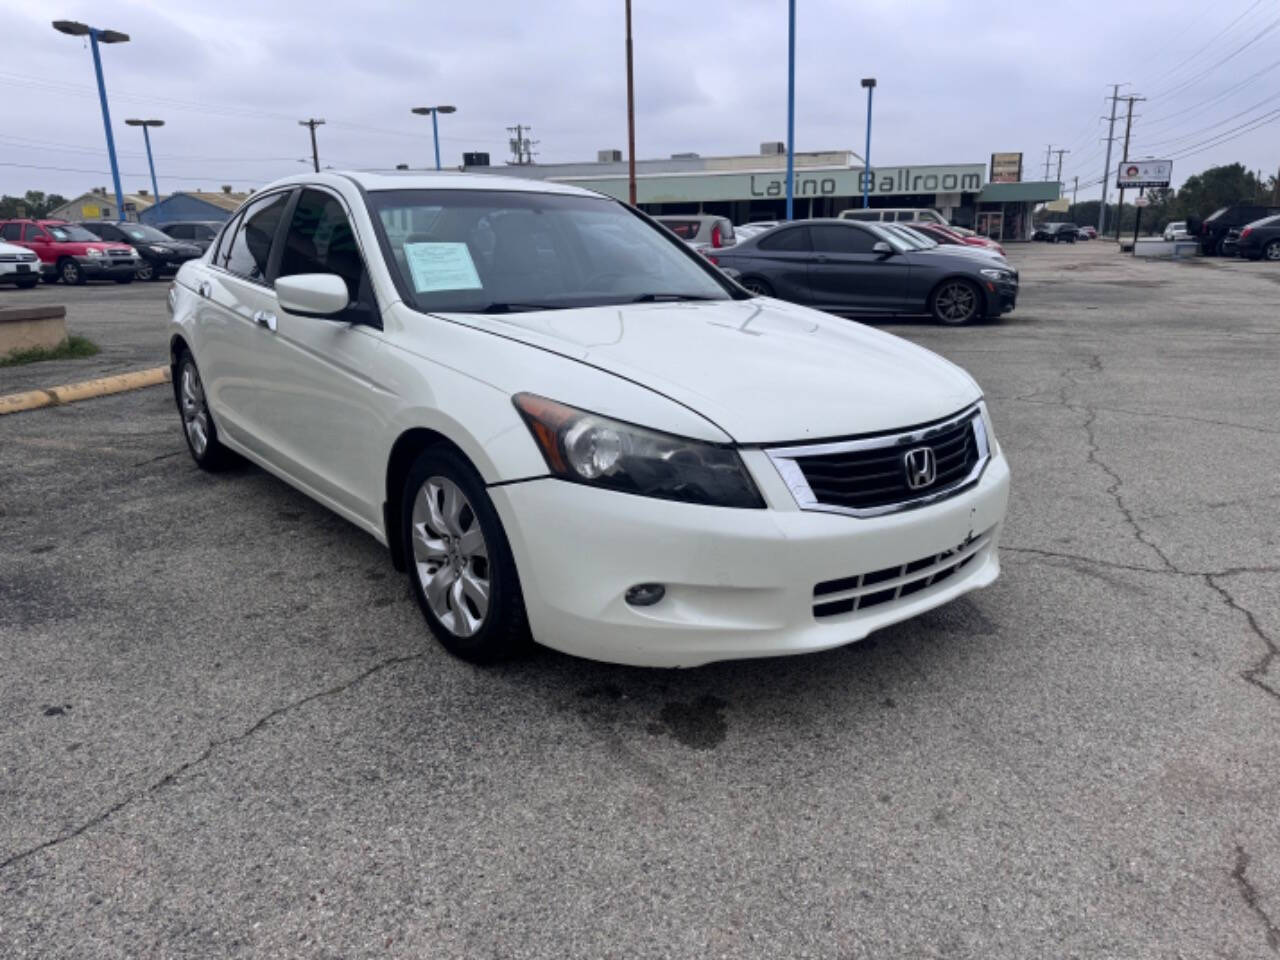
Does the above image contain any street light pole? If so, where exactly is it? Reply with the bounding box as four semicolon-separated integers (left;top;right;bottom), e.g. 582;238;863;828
126;119;164;205
785;0;796;221
625;0;637;206
53;21;129;221
411;106;457;171
861;78;876;209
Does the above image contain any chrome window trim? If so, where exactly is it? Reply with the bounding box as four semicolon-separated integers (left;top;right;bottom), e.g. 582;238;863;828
765;403;990;519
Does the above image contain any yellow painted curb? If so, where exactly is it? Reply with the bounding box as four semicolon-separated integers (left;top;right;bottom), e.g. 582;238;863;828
0;366;170;415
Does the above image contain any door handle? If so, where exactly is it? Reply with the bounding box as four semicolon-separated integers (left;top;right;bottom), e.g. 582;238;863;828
814;254;830;263
253;310;277;333
197;280;212;298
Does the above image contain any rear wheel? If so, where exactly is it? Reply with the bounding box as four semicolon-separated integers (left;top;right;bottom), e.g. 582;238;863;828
176;350;236;471
739;276;774;297
930;279;982;325
59;258;85;285
1264;240;1280;262
402;447;530;663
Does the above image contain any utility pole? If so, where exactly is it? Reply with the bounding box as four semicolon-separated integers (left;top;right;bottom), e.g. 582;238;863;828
1114;94;1145;240
507;124;538;165
1043;145;1053;181
1099;84;1121;234
1053;148;1069;184
1073;175;1079;209
299;118;325;173
625;0;637;205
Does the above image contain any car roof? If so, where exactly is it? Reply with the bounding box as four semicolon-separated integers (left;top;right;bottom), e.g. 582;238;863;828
254;169;604;199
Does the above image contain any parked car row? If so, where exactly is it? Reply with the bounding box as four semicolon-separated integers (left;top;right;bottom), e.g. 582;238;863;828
0;217;216;286
1194;204;1280;256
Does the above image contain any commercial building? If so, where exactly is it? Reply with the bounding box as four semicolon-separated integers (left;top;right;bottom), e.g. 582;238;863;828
139;188;250;226
462;144;1059;241
47;187;155;222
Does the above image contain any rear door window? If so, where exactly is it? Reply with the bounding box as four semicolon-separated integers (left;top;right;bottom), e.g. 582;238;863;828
0;224;21;241
659;220;701;240
841;210;878;222
222;192;290;282
23;225;49;241
166;224;191;240
757;226;811;252
811;224;878;254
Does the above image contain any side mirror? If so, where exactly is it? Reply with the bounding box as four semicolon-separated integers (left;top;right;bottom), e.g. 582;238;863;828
275;273;350;318
872;241;894;255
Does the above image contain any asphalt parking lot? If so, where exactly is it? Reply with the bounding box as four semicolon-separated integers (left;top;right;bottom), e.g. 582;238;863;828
2;243;1279;958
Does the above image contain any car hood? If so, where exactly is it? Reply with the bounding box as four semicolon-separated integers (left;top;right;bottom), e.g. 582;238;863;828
436;298;981;443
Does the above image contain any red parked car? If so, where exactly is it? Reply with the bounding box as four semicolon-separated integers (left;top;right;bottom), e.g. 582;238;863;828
0;218;139;285
909;222;1006;256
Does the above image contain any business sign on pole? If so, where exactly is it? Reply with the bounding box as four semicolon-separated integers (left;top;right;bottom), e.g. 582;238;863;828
990;152;1022;183
1117;159;1172;189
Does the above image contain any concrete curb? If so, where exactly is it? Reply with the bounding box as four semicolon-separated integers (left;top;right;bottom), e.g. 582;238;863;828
0;366;170;416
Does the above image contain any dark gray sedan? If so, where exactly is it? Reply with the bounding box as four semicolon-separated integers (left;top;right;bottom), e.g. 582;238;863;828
714;219;1017;325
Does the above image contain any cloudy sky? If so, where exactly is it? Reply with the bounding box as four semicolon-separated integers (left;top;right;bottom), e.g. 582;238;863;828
4;0;1278;202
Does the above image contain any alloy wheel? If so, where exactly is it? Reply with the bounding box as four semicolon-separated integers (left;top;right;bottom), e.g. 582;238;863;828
136;261;154;281
61;260;80;284
1265;241;1280;262
741;278;771;296
410;476;491;638
180;361;210;456
935;282;977;324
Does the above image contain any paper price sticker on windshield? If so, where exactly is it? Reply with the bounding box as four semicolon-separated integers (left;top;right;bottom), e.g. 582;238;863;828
403;242;482;293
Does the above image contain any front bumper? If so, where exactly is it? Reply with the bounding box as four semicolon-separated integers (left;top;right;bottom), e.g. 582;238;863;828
77;255;139;279
987;280;1017;315
0;260;40;279
490;452;1010;667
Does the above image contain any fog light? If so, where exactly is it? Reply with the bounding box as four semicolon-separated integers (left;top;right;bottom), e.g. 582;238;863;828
625;583;665;607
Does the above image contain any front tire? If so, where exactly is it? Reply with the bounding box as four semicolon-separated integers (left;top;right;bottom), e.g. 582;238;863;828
739;276;774;297
930;279;982;325
175;350;236;471
402;447;530;663
1264;240;1280;262
59;258;85;285
135;260;155;282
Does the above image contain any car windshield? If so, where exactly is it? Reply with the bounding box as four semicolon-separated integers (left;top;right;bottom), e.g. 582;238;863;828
866;223;913;253
878;223;934;250
119;224;175;242
894;225;940;248
368;189;736;313
47;224;101;242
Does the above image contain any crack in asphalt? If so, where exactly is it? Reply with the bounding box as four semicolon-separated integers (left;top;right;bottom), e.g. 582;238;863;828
1232;844;1280;952
1206;576;1280;704
0;652;425;874
988;395;1280;437
1079;405;1180;574
1001;545;1170;575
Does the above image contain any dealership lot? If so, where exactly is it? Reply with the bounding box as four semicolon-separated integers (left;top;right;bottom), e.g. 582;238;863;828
2;243;1279;957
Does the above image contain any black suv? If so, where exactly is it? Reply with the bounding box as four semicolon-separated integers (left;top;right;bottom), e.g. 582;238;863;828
158;220;222;253
77;221;203;281
1195;205;1280;256
1033;223;1078;243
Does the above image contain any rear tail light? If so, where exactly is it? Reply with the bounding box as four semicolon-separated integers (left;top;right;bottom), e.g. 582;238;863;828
1241;227;1253;238
711;224;723;248
706;255;719;266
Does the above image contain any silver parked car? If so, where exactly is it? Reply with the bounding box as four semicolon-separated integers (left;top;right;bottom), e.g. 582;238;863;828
653;214;736;252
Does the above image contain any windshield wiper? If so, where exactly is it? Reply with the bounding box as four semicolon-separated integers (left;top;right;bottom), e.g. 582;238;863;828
471;302;567;314
629;293;717;303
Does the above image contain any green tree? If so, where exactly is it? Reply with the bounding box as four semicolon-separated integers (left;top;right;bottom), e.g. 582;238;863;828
0;191;70;218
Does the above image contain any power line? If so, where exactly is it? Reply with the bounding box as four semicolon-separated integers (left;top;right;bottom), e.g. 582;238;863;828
1142;0;1267;89
1133;94;1280;150
1148;12;1280;102
1142;58;1280;128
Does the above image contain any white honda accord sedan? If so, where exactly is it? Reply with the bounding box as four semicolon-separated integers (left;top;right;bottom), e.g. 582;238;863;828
167;171;1009;667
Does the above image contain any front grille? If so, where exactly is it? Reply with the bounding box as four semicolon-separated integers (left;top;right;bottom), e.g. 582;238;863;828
766;406;990;517
812;529;992;619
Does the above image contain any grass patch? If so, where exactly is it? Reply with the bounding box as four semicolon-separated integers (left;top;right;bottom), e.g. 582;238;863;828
0;335;100;367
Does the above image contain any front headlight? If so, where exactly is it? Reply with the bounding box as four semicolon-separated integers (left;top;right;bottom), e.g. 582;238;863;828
85;248;103;257
514;393;765;508
150;245;169;254
979;268;1011;281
